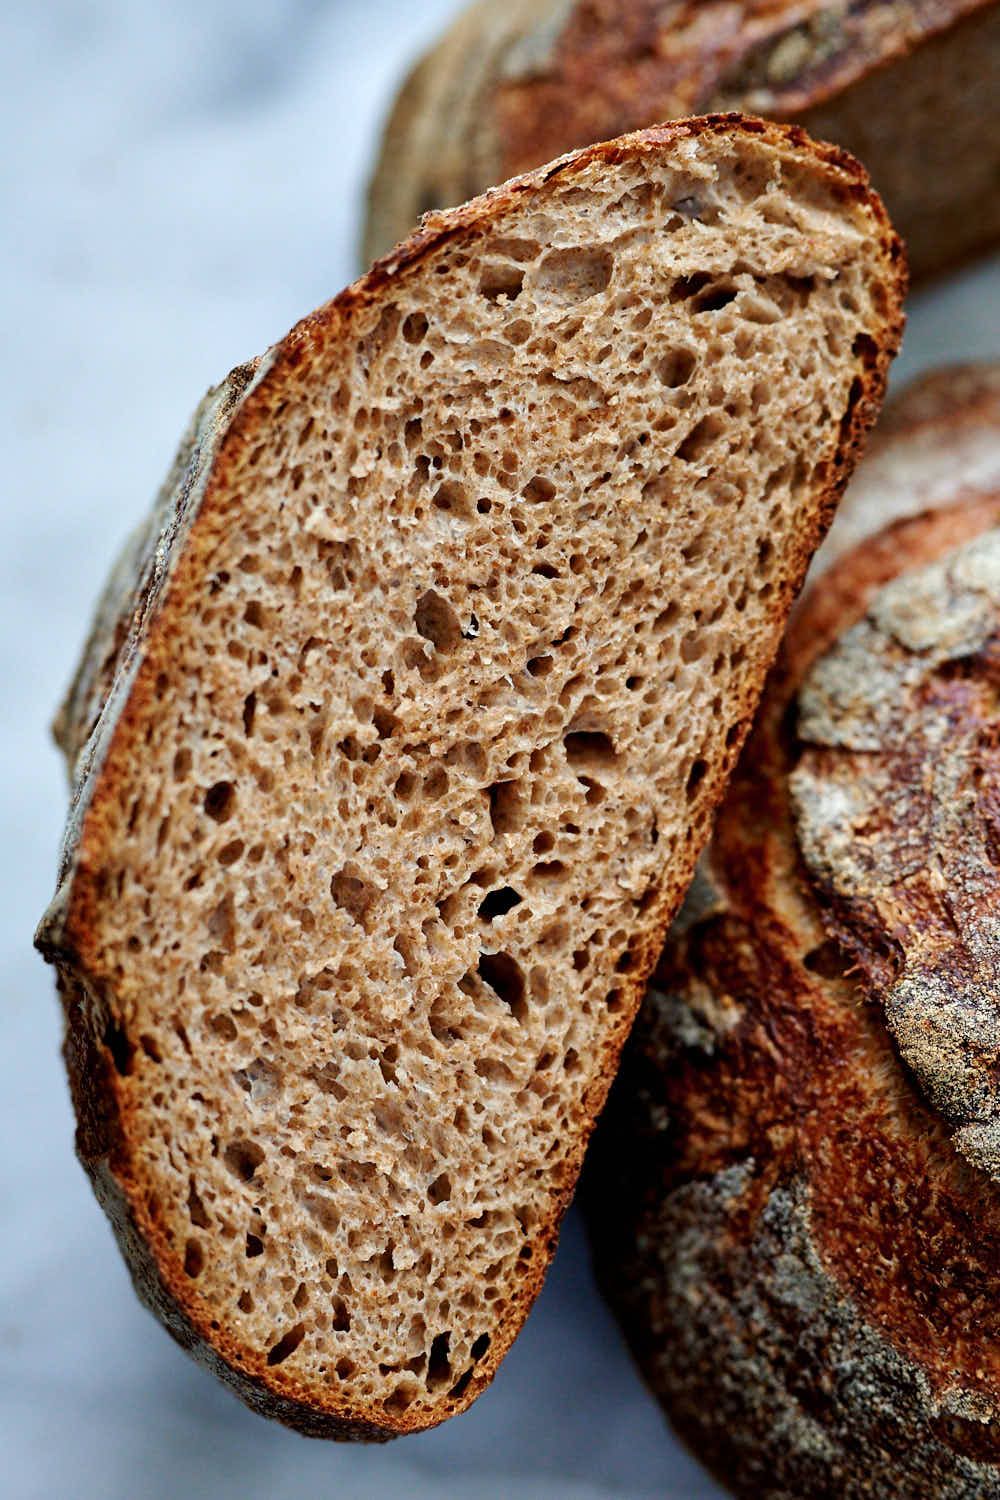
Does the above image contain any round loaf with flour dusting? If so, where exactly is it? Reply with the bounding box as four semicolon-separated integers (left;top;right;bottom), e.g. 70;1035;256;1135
589;479;1000;1496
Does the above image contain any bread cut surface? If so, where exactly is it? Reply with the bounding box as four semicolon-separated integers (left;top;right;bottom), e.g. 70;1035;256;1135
588;478;1000;1489
364;0;1000;280
37;117;902;1438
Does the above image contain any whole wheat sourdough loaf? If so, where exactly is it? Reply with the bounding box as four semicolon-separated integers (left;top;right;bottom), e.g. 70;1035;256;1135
587;368;1000;1496
363;0;1000;280
36;117;903;1439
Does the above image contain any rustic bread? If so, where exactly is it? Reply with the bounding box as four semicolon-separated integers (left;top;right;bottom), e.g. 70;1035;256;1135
364;0;1000;281
36;117;903;1440
808;359;1000;581
587;448;1000;1488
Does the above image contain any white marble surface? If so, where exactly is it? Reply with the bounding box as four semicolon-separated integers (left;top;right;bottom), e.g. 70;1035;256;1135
2;4;998;1497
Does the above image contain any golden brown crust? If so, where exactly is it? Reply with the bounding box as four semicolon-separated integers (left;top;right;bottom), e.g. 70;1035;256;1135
363;0;999;277
588;495;1000;1496
38;116;904;1440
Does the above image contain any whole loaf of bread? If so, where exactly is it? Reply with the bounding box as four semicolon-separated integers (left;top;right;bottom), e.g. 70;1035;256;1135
587;365;1000;1499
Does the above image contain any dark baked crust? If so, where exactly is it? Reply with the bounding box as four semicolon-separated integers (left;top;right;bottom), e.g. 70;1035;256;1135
36;116;904;1440
587;497;1000;1496
363;0;1000;278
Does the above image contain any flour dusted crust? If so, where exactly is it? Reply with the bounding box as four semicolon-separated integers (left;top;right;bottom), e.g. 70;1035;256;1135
589;489;1000;1495
363;0;1000;279
36;118;902;1439
793;538;1000;1176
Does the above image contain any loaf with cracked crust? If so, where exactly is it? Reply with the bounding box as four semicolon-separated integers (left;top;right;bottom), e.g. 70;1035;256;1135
363;0;1000;280
35;116;903;1439
587;398;1000;1493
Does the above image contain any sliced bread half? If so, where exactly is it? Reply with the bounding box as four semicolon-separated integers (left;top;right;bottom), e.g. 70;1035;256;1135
37;117;903;1438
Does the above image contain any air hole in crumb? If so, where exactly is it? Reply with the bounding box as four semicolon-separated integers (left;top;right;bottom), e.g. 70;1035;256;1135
535;246;613;302
449;1369;474;1401
491;236;540;262
682;531;709;565
423;765;449;800
428;1173;452;1205
471;1333;491;1361
204;781;236;822
695;283;738;312
330;866;376;927
267;1324;305;1366
331;1296;351;1331
206;894;236;952
140;1033;162;1063
187;1179;210;1228
478;953;527;1023
686;758;708;800
184;1239;204;1277
433;480;471;517
676;416;724;464
479;262;524;302
681;631;707;662
426;1332;452;1388
658;348;697;387
564;730;617;770
402;311;428;343
224;1139;265;1182
478;887;523;922
415;590;461;653
246;1233;265;1257
242;693;256;736
522;476;555;504
527;655;553;677
385;1383;418;1414
487;780;523;836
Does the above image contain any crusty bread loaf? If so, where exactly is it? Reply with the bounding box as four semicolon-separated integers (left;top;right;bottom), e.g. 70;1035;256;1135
587;410;1000;1491
363;0;1000;280
808;359;1000;581
36;117;903;1440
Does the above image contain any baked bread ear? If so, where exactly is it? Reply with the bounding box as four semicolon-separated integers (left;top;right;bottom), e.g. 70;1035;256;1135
363;0;1000;281
36;117;903;1439
587;466;1000;1488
